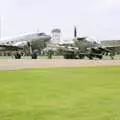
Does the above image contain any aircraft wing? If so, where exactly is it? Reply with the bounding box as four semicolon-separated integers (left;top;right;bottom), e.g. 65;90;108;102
0;44;23;51
104;45;120;50
99;45;120;53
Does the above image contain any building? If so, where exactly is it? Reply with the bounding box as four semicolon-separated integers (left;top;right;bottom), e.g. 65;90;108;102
51;28;61;44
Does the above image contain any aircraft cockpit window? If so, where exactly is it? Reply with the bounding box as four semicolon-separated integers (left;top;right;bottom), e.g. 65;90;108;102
86;37;100;44
77;37;86;41
37;33;46;36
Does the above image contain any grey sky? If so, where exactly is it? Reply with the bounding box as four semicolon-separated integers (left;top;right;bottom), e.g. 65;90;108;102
0;0;120;40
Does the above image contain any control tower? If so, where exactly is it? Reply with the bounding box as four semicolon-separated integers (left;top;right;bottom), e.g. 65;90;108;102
51;28;61;44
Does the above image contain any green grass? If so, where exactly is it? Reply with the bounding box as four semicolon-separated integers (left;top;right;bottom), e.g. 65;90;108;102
0;67;120;120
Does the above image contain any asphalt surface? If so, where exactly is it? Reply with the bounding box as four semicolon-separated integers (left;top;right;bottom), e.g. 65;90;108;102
0;59;120;70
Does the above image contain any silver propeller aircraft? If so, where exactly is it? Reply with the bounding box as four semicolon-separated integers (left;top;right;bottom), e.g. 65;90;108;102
0;32;51;51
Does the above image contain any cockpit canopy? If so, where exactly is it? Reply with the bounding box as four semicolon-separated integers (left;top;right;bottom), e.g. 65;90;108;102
77;37;86;41
37;33;46;36
86;36;101;45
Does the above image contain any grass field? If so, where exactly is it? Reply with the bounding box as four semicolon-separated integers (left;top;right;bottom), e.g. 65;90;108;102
0;67;120;120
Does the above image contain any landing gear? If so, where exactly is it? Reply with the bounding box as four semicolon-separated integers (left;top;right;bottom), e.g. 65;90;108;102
31;52;37;59
14;52;21;59
78;54;85;59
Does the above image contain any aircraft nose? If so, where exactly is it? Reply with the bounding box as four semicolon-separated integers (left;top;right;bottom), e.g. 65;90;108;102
44;35;51;41
47;35;51;40
39;35;51;42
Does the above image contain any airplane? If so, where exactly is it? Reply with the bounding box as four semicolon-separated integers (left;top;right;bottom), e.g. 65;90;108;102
0;32;51;52
58;26;118;60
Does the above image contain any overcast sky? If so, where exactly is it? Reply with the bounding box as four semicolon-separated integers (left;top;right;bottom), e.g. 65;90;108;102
0;0;120;40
